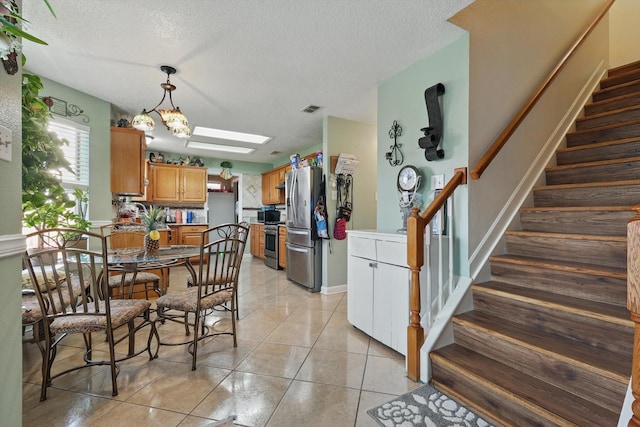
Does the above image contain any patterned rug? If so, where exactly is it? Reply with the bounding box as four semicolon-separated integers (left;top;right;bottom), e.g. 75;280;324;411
368;383;495;427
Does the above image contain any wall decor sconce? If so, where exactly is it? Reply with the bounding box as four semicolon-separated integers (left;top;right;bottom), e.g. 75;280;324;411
419;83;445;161
385;120;404;167
42;96;90;123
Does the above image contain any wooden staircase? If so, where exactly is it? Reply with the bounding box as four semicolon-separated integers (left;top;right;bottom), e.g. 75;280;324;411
430;61;640;426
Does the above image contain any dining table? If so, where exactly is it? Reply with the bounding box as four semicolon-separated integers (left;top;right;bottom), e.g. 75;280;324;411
106;245;202;297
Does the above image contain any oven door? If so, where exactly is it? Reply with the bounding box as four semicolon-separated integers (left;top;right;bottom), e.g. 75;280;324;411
264;226;279;269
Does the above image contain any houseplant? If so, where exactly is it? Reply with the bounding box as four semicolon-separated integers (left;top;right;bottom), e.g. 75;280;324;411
142;206;164;255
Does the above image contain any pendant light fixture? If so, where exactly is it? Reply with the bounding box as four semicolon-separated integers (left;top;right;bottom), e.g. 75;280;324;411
132;65;191;138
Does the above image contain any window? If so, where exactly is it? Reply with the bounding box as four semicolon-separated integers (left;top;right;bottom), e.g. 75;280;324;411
48;118;90;189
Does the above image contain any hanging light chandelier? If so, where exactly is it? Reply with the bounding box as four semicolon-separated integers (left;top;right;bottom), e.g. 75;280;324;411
131;65;191;138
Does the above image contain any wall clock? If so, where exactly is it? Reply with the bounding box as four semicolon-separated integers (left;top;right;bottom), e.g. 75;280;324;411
397;165;421;192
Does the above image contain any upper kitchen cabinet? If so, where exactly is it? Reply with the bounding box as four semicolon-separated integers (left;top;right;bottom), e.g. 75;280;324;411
261;166;285;205
110;127;145;195
150;163;206;203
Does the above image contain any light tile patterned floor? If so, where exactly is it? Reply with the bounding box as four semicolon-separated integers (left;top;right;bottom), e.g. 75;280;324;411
22;256;420;426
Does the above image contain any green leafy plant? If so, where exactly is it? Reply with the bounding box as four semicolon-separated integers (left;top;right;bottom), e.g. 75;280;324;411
142;206;164;233
0;0;54;60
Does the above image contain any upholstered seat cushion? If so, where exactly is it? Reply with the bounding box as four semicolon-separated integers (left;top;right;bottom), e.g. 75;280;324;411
186;269;236;287
108;272;160;287
50;299;151;334
21;267;66;291
156;287;232;313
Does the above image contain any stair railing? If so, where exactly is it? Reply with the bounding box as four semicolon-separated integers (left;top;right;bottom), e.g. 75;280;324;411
405;0;618;383
406;167;466;381
627;207;640;426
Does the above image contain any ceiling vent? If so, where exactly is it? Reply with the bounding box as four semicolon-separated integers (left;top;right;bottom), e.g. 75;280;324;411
302;105;320;113
270;150;281;155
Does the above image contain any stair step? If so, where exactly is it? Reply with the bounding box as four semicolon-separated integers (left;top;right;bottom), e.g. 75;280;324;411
452;311;630;412
431;345;620;427
556;137;640;165
545;156;640;185
533;179;640;207
576;104;640;130
472;281;633;356
608;60;640;77
489;254;627;306
504;230;626;269
519;206;634;235
600;68;640;89
565;118;640;147
585;91;640;116
592;79;640;102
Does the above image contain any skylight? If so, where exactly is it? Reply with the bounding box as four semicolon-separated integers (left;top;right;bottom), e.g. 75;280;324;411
192;126;271;144
185;141;256;154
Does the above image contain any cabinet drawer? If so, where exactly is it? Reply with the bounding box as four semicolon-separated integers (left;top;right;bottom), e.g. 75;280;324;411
181;225;207;233
348;236;376;259
376;240;408;267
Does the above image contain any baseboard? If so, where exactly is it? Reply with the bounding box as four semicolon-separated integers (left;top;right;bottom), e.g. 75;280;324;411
468;60;607;279
0;234;26;259
322;284;347;295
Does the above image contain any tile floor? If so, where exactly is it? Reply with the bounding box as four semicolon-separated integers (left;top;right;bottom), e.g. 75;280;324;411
22;255;420;427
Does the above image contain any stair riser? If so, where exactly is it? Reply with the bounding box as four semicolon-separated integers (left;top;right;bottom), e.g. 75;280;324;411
519;210;633;236
505;234;626;269
533;183;640;207
545;160;640;185
557;140;640;165
472;290;633;356
452;322;627;412
430;364;559;427
600;71;640;89
585;92;640;116
593;81;640;102
490;261;627;306
566;121;640;147
576;107;640;131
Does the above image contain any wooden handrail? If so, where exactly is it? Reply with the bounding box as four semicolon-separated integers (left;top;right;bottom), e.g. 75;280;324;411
406;167;467;381
470;0;616;180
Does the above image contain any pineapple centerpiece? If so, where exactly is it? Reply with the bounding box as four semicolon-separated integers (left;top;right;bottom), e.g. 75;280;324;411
142;206;164;255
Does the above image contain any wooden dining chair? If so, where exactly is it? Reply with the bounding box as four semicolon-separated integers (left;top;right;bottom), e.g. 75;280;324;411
155;223;249;370
22;228;157;401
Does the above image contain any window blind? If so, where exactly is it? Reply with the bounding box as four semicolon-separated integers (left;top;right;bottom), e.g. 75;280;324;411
48;118;90;188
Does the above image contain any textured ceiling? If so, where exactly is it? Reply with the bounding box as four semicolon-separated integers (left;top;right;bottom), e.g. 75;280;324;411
21;0;473;165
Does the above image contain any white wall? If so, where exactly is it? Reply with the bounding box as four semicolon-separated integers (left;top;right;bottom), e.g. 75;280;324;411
610;0;640;68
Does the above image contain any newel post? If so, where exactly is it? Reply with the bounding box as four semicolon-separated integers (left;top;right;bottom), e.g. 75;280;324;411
407;207;425;381
628;205;640;427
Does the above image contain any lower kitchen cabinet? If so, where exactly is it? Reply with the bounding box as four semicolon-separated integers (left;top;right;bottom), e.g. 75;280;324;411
249;223;265;259
168;224;208;263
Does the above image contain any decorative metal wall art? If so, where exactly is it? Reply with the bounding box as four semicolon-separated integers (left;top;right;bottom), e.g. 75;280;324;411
385;120;404;166
419;83;445;161
42;96;90;123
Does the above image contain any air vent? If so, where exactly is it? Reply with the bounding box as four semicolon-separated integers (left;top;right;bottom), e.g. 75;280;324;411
270;150;281;155
302;105;320;113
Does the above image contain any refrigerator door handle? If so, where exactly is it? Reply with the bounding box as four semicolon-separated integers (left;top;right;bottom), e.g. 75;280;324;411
286;243;309;253
288;229;308;236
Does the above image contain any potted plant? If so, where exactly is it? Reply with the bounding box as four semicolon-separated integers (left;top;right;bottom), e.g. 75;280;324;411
21;68;91;247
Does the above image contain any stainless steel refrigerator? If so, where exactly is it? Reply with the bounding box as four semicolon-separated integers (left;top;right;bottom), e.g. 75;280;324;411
285;166;323;292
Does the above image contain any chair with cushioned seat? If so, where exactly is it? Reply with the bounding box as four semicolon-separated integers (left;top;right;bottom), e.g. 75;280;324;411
22;228;157;401
101;222;163;299
155;223;249;370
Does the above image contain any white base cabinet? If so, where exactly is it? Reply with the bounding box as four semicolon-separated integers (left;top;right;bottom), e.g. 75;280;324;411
347;230;449;356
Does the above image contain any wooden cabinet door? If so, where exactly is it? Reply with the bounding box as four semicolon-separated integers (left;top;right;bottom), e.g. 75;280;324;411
150;164;180;202
261;173;271;205
110;127;145;195
278;226;286;269
182;167;207;203
250;224;259;257
269;171;283;204
258;224;265;259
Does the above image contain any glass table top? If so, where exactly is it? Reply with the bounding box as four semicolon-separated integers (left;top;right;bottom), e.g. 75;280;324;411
107;245;201;265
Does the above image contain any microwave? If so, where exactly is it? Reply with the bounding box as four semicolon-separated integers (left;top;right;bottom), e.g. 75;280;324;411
257;210;281;223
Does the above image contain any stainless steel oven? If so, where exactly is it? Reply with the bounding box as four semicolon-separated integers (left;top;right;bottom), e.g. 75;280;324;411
264;224;280;269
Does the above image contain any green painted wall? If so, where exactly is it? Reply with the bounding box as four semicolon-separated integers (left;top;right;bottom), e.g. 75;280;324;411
0;1;24;423
38;77;113;225
377;34;470;276
322;116;377;289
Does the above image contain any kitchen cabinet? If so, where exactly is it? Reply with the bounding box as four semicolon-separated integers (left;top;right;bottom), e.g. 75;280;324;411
249;223;264;259
278;225;286;269
347;230;448;355
110;127;146;195
261;166;286;205
149;163;206;203
132;160;151;201
168;224;208;263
